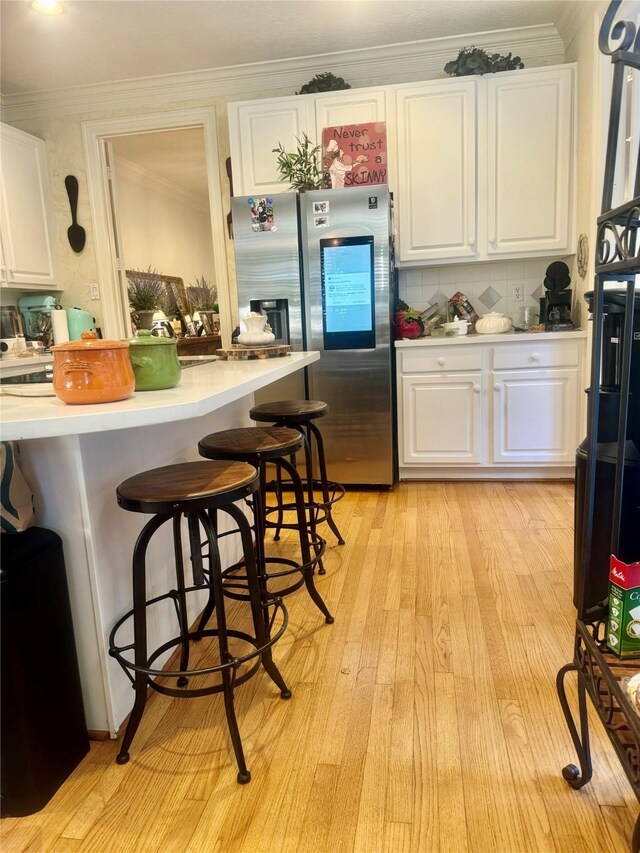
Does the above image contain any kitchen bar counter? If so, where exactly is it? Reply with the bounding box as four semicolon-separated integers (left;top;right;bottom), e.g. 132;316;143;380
4;354;316;736
1;352;319;441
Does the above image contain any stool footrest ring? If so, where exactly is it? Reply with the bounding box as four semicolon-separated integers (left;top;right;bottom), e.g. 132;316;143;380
109;587;288;698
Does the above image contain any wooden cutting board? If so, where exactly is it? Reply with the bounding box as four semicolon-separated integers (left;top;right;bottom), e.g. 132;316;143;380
216;344;292;361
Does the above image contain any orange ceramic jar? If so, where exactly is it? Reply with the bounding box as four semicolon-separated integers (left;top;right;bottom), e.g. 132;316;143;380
51;331;135;404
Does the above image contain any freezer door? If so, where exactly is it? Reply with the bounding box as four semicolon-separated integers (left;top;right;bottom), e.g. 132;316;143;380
300;186;395;486
231;192;304;350
231;191;305;402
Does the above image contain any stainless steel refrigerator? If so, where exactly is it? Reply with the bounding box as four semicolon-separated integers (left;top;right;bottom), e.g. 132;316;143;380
232;185;396;487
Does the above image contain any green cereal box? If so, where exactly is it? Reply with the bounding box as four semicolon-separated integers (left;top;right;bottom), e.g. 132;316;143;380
607;555;640;659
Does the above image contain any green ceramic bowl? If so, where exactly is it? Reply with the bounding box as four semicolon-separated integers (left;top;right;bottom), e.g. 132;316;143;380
126;330;181;391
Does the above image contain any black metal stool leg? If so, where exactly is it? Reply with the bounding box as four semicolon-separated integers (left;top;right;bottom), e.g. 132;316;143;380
195;509;217;637
116;514;165;764
222;666;249;784
308;420;345;546
298;425;326;575
273;460;285;541
199;510;251;784
280;457;334;624
223;503;291;699
556;662;593;789
174;515;191;687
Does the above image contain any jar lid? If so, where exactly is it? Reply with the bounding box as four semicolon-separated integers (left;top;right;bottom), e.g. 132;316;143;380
127;330;177;346
51;330;129;351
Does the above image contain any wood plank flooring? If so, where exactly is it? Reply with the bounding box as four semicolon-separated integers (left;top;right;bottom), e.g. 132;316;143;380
2;482;637;852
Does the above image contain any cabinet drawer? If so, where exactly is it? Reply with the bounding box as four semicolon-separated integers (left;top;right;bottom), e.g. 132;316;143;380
400;347;483;374
492;340;580;370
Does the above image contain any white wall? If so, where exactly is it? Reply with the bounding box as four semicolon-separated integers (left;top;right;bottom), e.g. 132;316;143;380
560;0;610;327
114;157;214;294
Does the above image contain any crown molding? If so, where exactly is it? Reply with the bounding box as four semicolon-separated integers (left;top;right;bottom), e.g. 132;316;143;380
557;0;607;52
0;24;564;124
113;155;210;215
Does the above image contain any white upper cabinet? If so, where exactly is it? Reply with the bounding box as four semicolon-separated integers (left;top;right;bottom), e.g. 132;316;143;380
395;65;575;264
485;66;574;257
0;122;60;290
228;97;312;197
395;80;477;263
313;89;387;131
228;65;576;263
229;88;389;197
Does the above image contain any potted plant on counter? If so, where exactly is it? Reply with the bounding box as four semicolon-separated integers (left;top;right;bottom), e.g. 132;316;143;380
127;267;166;330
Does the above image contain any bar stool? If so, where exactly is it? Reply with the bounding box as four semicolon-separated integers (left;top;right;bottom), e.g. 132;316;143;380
109;460;290;784
249;401;346;552
197;427;333;624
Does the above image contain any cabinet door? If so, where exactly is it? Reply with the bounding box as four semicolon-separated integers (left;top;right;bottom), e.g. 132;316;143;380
485;67;574;257
228;97;311;196
395;80;477;263
402;372;483;464
314;89;387;131
0;123;59;289
492;367;578;463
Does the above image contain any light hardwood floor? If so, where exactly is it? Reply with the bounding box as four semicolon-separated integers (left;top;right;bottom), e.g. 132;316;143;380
2;482;638;852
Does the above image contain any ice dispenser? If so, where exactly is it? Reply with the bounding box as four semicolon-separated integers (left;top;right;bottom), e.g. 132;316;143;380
249;299;290;345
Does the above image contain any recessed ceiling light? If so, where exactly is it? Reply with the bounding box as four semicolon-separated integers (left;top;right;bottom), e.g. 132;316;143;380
32;0;63;15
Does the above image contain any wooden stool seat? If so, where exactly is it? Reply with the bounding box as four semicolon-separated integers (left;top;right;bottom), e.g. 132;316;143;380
249;400;328;423
198;427;303;463
116;461;258;514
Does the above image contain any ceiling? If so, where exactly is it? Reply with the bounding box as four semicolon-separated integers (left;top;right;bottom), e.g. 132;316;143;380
0;0;580;97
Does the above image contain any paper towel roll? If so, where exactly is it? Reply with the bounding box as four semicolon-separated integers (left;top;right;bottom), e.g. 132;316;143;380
51;309;69;345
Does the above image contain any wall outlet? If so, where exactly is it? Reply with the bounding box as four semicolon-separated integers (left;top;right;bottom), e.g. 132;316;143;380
89;283;100;300
510;283;524;303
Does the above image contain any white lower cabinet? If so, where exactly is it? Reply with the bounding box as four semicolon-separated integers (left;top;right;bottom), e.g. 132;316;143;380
397;334;586;479
402;372;482;463
492;368;579;464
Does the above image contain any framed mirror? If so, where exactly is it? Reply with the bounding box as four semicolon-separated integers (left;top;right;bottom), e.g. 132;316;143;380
125;269;189;321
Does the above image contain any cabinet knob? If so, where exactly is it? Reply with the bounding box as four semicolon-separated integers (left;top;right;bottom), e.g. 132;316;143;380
473;384;481;393
494;383;501;391
488;233;496;245
530;352;541;362
437;357;446;366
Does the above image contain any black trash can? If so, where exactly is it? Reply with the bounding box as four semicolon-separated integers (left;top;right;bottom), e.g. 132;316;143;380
1;527;89;816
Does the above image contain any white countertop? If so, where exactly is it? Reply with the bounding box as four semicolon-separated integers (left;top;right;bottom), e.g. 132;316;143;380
0;352;319;441
0;354;53;376
395;329;587;347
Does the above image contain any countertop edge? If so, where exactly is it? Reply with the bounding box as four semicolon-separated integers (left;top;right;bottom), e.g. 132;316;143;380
0;352;319;441
395;330;588;347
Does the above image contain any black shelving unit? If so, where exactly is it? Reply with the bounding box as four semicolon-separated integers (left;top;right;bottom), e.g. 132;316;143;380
557;1;640;850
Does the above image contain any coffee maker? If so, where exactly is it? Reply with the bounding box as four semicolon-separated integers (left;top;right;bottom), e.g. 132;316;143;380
573;289;640;614
541;260;574;331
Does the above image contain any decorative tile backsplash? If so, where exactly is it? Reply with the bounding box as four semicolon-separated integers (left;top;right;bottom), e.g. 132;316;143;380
398;258;567;324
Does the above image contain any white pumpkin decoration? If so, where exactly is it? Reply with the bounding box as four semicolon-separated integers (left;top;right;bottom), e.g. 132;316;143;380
475;312;512;334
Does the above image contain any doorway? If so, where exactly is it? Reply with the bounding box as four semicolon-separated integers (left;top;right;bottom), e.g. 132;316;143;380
108;127;215;336
82;108;231;343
